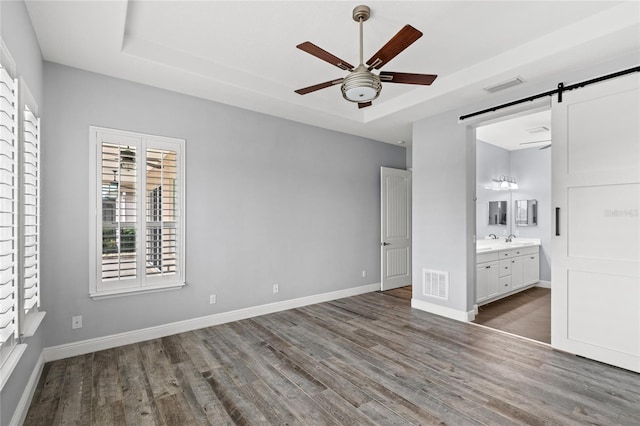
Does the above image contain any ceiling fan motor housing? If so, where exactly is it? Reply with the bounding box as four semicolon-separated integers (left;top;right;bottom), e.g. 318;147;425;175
342;65;382;102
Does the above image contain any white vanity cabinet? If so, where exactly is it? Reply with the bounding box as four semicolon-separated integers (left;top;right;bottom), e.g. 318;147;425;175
522;250;540;285
475;244;540;305
476;252;500;303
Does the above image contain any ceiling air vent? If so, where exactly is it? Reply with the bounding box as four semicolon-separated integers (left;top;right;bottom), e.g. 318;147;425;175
483;77;525;93
526;126;550;134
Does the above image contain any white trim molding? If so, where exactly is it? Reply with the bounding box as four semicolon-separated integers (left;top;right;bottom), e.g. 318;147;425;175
536;280;551;289
411;298;475;322
44;283;380;362
10;351;44;426
0;344;26;391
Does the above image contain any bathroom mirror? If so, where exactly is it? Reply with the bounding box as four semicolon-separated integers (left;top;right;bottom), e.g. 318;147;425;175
515;199;538;226
488;201;507;225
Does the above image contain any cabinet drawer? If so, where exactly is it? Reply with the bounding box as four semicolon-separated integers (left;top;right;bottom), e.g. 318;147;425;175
499;249;513;260
519;245;539;256
477;251;499;263
499;275;511;293
511;247;527;257
499;259;512;277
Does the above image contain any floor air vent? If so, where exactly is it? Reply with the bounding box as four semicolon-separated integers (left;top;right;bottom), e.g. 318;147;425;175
422;269;449;300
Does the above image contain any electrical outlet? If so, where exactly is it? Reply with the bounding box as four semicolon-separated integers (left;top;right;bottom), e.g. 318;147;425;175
71;315;82;329
209;294;217;304
362;270;367;278
273;284;279;294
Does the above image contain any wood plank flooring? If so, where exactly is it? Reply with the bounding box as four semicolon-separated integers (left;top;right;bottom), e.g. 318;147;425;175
473;287;551;344
25;290;640;425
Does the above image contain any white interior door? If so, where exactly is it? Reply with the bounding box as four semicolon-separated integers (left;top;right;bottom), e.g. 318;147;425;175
381;167;411;291
551;73;639;372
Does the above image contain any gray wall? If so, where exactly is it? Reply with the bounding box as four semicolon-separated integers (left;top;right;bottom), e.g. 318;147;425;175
412;114;476;313
0;1;44;425
510;146;551;281
476;141;551;281
412;54;639;316
42;62;405;348
476;140;510;239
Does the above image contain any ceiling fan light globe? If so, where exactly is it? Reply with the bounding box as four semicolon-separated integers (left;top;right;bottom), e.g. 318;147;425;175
341;67;382;103
344;86;378;102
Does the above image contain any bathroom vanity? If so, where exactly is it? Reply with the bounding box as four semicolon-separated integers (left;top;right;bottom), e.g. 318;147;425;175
475;240;540;305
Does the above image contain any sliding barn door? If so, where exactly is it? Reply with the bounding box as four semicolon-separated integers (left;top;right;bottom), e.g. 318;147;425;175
551;73;639;372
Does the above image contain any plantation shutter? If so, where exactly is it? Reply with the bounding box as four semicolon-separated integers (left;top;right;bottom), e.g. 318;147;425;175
100;141;138;283
23;106;39;313
145;146;179;279
93;127;184;296
0;63;17;347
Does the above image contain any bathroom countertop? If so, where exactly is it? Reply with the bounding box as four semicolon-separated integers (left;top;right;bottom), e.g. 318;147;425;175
476;238;540;253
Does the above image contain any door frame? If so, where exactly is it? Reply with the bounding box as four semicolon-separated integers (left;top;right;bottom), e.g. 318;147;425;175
380;167;412;291
465;100;551;313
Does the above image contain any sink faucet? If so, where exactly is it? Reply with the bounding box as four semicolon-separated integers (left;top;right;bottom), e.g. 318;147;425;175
488;234;497;239
505;234;516;242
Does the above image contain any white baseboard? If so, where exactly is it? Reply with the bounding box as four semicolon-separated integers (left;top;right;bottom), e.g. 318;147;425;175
43;283;380;362
536;280;551;289
411;298;474;322
10;352;45;426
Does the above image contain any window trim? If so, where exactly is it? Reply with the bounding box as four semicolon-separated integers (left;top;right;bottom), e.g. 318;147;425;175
0;39;47;391
18;78;42;331
0;40;19;374
88;126;186;299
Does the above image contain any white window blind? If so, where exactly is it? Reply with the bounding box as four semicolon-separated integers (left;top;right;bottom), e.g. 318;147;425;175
22;106;39;314
0;63;17;354
91;127;185;297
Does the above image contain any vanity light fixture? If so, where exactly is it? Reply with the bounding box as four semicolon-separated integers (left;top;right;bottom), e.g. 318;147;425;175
484;175;518;191
493;175;518;190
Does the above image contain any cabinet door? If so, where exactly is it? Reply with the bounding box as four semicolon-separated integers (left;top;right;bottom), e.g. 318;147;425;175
511;257;524;290
523;254;540;285
476;264;488;303
487;263;500;299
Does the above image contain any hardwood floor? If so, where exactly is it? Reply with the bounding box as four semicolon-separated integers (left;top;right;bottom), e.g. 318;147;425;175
473;287;551;344
25;290;639;425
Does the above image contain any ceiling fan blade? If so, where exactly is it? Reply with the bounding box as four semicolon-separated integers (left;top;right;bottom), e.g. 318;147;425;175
366;25;422;70
379;72;437;85
358;101;372;109
297;42;354;71
295;79;343;95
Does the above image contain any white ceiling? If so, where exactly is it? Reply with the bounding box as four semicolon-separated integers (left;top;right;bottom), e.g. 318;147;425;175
477;110;551;151
24;1;640;145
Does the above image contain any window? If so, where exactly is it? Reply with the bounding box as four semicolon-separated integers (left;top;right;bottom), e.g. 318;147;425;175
0;40;44;389
22;104;40;317
0;52;18;367
89;127;185;298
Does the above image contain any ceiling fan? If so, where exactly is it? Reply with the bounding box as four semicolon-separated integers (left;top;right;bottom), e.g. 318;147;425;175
295;5;437;109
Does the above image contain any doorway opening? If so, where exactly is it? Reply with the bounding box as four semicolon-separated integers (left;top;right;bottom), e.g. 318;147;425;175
472;108;552;344
379;167;412;306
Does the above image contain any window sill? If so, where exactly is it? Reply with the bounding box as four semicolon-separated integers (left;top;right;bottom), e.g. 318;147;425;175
90;282;186;300
0;344;27;390
22;311;47;338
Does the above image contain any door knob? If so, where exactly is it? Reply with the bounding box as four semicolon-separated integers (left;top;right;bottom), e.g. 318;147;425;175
382;242;390;246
